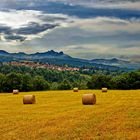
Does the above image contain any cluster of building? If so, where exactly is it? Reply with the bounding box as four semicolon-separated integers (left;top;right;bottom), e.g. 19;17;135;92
7;61;80;72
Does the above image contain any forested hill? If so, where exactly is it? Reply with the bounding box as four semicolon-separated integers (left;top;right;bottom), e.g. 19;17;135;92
0;64;139;93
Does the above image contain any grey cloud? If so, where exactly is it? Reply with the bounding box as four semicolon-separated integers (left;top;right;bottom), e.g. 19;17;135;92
20;25;140;50
39;15;68;22
0;25;12;34
14;22;58;35
0;10;71;42
4;35;26;42
0;22;57;42
1;0;140;10
1;24;140;58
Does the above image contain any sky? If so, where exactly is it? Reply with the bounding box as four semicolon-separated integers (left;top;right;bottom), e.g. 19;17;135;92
0;0;140;60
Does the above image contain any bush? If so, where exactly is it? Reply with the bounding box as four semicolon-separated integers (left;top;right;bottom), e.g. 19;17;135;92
87;74;112;89
32;76;50;91
58;80;71;90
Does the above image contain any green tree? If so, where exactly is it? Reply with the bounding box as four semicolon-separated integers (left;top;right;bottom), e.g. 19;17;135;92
0;73;5;92
21;74;33;91
4;73;23;92
58;80;71;90
87;74;112;89
128;72;140;89
32;76;50;91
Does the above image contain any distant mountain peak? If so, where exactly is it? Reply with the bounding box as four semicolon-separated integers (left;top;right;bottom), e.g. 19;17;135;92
0;50;9;54
59;51;64;55
0;49;67;57
47;50;59;55
48;50;55;53
0;50;139;70
46;50;64;55
31;50;66;58
91;58;128;63
111;58;118;61
12;52;27;55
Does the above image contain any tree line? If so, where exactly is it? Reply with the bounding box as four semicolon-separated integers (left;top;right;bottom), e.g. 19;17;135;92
87;71;140;90
0;64;89;92
0;64;139;93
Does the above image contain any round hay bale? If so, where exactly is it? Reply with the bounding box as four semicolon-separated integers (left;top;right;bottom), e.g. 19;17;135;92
82;94;96;105
23;95;36;104
73;87;79;92
102;88;108;92
13;89;19;95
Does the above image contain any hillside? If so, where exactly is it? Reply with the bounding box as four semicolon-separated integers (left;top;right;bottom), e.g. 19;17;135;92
0;50;139;71
90;58;140;70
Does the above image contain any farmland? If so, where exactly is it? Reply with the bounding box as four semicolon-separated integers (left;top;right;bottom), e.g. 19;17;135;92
0;90;140;140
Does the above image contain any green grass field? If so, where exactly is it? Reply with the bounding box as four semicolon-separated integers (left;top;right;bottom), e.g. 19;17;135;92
0;90;140;140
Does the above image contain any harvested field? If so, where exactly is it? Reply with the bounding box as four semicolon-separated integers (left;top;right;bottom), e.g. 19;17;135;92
0;90;139;140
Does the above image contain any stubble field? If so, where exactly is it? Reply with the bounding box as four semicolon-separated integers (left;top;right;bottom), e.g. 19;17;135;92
0;90;140;140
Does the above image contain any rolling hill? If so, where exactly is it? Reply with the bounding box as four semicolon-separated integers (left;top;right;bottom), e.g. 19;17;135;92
0;50;139;71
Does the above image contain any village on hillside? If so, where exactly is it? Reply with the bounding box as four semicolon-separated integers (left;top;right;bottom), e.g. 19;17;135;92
6;61;80;72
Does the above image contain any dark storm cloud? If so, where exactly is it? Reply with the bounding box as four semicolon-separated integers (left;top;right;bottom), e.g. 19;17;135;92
0;22;58;41
4;35;26;42
0;0;140;19
0;25;12;34
14;22;58;35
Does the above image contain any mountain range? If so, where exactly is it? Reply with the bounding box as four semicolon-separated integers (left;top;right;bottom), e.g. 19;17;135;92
0;50;139;71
